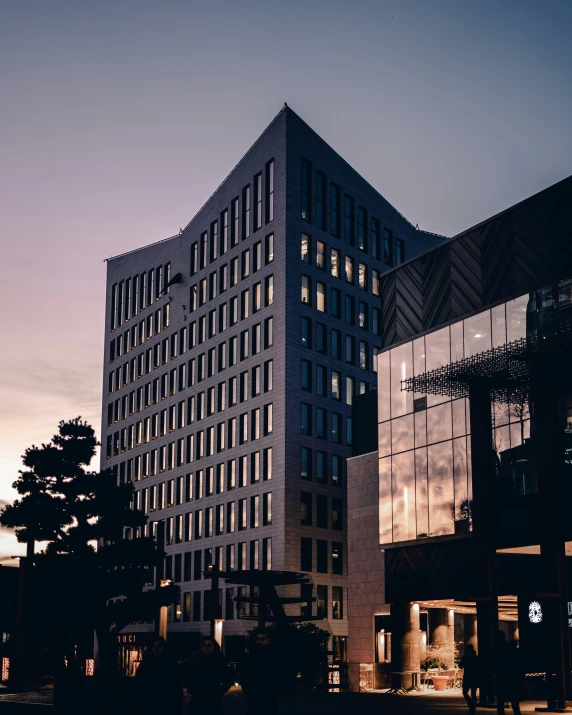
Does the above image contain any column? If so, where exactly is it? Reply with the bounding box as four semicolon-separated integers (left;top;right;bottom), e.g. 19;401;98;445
392;602;421;689
464;613;478;652
429;608;455;670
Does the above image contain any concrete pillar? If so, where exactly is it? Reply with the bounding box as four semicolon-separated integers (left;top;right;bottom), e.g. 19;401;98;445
464;613;478;652
429;608;455;670
393;602;421;689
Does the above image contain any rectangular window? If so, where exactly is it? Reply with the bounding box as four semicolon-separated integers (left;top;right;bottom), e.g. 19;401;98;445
332;497;343;530
332;586;343;620
359;341;368;370
265;233;274;263
396;237;405;264
317;539;328;573
231;197;239;247
345;255;354;283
264;317;273;348
358;206;367;251
331;329;341;360
332;542;343;574
346;375;355;405
330;183;340;237
371;217;380;259
301;537;312;572
316;240;325;270
316;323;326;354
344;195;354;245
301;275;311;305
330;248;340;278
316;170;326;230
345;296;354;325
346;415;353;446
372;268;380;296
301;447;311;480
316;364;326;397
301;359;312;391
316;494;327;528
331;413;341;443
383;227;393;265
359;301;367;329
332;455;342;487
221;209;229;255
316;407;326;439
316;450;327;484
263;447;272;481
242;249;250;279
358;262;367;291
331;370;341;400
331;288;341;319
316;281;325;312
301;491;312;525
265;275;274;306
264;359;273;392
250;494;259;528
372;307;380;336
265;160;274;223
301;233;311;263
243;186;251;239
301;316;311;348
301;158;311;222
254;172;262;231
210;221;218;263
301;403;311;436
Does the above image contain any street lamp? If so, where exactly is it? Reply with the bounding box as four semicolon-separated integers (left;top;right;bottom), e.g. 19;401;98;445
158;579;173;640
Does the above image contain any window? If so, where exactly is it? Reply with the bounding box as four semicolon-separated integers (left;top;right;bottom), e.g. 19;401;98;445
331;413;342;443
346;375;355;405
358;206;367;251
301;275;311;304
265;233;274;263
332;586;343;619
345;295;354;325
331;288;341;319
254;172;262;231
301;360;312;391
301;492;312;525
316;494;327;528
331;329;341;360
359;301;367;329
316;281;325;312
301;317;311;348
358;262;367;291
301;158;311;221
301;404;311;435
396;237;405;264
317;540;328;573
331;370;341;400
372;269;380;296
265;160;274;223
263;492;272;525
332;455;342;487
344;195;354;245
250;495;259;528
253;242;262;272
331;248;340;278
301;233;311;263
316;365;326;396
383;227;392;265
264;403;272;435
316;450;327;484
230;257;239;286
330;183;340;237
332;498;343;530
231;197;239;247
301;447;311;480
317;585;328;619
264;317;273;348
263;447;272;480
345;255;354;283
359;341;368;370
316;240;325;270
371;217;380;259
242;249;250;279
243;186;251;239
210;221;218;262
372;308;380;336
221;209;229;255
265;275;274;306
316;408;326;439
316;323;326;354
301;537;312;572
264;359;273;392
314;170;326;230
345;335;354;363
332;542;343;574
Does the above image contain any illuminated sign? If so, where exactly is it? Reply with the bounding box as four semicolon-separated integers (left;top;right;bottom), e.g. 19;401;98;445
1;657;9;682
529;601;543;624
117;634;138;644
85;659;95;677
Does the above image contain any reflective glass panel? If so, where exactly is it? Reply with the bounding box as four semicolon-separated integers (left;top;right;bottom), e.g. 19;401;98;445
414;410;427;448
464;309;491;358
392;451;416;542
426;402;452;445
379;457;392;543
378;351;391;423
378;422;391;458
390;343;413;418
506;295;529;342
491;304;507;348
427;441;454;537
415;448;428;538
391;414;414;454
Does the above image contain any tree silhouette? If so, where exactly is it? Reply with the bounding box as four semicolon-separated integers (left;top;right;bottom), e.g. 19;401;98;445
0;418;178;680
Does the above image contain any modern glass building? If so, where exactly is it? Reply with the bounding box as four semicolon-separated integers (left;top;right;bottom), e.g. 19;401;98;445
347;175;572;706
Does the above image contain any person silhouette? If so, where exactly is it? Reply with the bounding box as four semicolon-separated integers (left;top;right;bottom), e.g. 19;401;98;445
459;644;480;715
187;636;233;715
494;630;522;715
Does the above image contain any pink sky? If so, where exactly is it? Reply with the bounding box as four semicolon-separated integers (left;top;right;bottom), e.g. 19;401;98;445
1;0;571;559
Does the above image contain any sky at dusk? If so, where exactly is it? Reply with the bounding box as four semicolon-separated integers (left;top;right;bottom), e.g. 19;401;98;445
1;0;571;559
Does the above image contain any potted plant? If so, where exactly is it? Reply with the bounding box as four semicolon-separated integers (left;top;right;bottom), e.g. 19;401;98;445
422;643;451;691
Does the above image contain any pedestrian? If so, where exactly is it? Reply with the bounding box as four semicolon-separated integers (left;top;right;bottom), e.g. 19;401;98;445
240;628;284;715
134;636;182;715
459;643;480;715
494;631;523;715
187;636;233;715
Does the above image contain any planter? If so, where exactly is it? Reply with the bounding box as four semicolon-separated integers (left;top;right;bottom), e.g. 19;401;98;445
432;675;449;691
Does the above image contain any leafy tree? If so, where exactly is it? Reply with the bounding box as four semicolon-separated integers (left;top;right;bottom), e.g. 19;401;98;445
0;418;178;680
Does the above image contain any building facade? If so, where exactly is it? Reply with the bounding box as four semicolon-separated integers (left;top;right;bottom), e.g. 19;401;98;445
347;175;572;704
100;106;444;658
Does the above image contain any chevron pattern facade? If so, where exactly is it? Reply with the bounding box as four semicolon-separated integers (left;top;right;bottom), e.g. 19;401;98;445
380;175;572;348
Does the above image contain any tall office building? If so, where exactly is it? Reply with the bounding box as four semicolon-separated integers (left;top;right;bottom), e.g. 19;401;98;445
100;106;444;659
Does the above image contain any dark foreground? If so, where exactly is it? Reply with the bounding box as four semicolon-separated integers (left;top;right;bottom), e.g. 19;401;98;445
0;687;549;715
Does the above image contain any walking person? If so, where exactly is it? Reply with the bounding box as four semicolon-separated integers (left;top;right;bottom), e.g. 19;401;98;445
459;644;480;715
187;636;233;715
240;628;284;715
135;636;182;715
494;631;523;715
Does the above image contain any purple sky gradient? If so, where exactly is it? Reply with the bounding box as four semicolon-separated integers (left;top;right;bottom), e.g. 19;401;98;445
1;0;571;558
